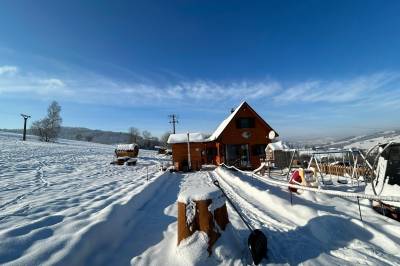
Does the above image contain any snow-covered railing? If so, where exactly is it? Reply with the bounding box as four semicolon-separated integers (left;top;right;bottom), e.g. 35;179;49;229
218;163;400;203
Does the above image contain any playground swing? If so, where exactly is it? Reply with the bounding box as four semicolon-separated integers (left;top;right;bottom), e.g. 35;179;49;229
337;152;349;184
308;152;333;185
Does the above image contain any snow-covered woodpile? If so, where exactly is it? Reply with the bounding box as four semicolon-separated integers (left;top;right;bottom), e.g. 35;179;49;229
177;174;229;254
115;143;139;158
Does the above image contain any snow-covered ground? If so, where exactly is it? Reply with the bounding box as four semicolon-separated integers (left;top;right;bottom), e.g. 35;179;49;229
131;167;400;265
213;168;400;265
1;131;399;265
0;132;171;265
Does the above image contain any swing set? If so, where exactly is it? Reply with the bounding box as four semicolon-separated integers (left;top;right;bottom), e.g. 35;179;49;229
286;149;363;187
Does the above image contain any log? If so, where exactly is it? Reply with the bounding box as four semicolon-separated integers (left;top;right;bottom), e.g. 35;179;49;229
177;187;229;254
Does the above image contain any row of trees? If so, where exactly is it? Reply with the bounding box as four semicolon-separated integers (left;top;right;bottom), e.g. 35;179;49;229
128;127;170;149
30;101;171;149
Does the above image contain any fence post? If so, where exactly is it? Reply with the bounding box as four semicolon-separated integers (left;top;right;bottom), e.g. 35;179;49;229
357;196;363;222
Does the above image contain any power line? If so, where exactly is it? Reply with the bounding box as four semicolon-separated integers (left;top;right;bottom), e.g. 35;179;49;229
168;114;178;134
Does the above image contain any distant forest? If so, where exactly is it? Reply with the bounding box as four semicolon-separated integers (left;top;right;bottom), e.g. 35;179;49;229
1;126;170;149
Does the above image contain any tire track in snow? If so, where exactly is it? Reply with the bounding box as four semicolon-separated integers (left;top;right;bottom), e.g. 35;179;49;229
210;171;292;231
210;171;318;263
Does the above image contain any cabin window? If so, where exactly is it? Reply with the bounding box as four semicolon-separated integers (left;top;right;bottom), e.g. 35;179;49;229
206;148;217;156
236;117;255;129
252;144;266;156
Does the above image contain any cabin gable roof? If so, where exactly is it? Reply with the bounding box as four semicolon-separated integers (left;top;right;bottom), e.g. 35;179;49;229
208;101;278;141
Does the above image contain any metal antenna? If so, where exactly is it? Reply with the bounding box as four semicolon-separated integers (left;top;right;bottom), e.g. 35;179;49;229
20;114;31;141
168;114;179;134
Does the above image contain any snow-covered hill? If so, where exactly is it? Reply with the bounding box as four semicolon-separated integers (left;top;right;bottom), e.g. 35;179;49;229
320;130;400;150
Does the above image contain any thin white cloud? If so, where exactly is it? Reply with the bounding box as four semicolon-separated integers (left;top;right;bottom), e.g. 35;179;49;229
274;72;400;104
39;78;65;88
1;62;399;112
93;79;281;105
0;65;18;75
0;67;70;96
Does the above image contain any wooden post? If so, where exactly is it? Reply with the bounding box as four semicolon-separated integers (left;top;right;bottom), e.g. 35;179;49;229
177;189;229;254
187;132;192;171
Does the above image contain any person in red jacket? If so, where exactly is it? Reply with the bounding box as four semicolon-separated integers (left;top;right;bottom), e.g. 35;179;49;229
289;170;302;192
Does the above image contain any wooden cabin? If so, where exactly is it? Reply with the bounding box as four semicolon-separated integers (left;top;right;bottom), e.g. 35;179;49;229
167;133;207;171
168;101;278;171
206;101;278;169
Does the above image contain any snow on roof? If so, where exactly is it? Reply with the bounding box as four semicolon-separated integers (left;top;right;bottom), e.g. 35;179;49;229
116;143;138;150
266;141;288;151
208;101;246;141
167;133;206;144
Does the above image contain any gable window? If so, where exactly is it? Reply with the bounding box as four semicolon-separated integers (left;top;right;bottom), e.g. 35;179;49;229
236;117;255;129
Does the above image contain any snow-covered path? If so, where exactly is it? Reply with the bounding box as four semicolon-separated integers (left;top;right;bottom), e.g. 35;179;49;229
105;173;181;265
130;170;247;266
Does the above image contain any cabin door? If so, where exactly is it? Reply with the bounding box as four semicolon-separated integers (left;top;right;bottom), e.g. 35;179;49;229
225;144;250;168
239;144;250;168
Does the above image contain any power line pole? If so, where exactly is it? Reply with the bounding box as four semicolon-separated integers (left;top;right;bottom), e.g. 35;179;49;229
168;114;178;134
20;114;31;141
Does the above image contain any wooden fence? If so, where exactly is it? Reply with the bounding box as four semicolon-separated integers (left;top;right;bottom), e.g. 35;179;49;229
312;164;368;177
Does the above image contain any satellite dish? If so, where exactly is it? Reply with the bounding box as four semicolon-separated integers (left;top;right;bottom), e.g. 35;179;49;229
268;130;276;140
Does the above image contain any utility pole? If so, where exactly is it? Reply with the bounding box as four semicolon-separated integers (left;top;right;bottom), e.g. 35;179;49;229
168;114;178;134
20;114;31;141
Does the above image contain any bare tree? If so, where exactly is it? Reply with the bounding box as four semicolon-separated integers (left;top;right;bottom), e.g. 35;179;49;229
160;132;171;147
129;127;140;143
142;130;152;148
31;119;49;142
31;101;62;142
75;134;83;140
47;101;62;140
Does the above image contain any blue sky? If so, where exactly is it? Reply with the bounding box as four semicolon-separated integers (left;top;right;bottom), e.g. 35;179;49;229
1;0;400;139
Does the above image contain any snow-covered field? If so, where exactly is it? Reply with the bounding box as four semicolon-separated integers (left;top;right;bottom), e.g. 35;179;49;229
1;131;399;265
0;132;171;265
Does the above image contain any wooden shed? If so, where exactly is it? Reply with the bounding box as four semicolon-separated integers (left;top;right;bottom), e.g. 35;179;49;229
265;141;291;169
167;133;207;171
